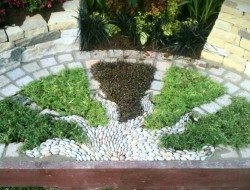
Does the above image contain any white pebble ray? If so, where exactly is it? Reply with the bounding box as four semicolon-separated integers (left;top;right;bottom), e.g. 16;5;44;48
25;94;215;161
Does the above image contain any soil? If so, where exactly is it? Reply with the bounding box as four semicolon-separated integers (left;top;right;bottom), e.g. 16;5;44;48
91;61;155;122
0;3;64;29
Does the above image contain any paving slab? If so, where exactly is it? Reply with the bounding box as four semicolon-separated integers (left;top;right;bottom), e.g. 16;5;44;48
33;69;50;79
239;80;250;92
0;75;10;88
49;65;66;74
15;76;34;87
40;57;58;68
0;84;20;96
224;71;242;83
224;82;240;94
66;62;83;69
6;68;25;80
200;101;221;114
74;51;91;60
57;54;74;63
215;94;232;107
209;67;226;76
5;26;24;42
235;91;250;101
22;62;41;73
150;81;164;91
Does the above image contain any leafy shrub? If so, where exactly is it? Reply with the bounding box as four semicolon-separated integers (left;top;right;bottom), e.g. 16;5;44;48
165;19;209;57
78;9;120;50
161;97;250;150
181;0;224;23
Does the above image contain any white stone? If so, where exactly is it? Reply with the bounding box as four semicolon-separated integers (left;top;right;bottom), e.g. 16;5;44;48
200;102;221;114
48;11;78;31
244;62;250;77
5;143;23;157
67;62;83;69
204;43;230;57
240;80;250;92
49;65;65;74
22;62;41;73
33;69;50;79
40;57;58;68
61;28;79;38
63;0;79;12
224;82;240;94
0;75;10;88
0;29;7;43
5;26;24;42
215;94;232;107
21;14;48;38
0;144;5;158
57;54;74;63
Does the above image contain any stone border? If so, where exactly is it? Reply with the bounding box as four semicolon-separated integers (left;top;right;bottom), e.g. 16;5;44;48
0;0;79;53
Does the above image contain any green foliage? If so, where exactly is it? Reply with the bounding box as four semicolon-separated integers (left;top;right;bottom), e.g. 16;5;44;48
166;19;209;57
0;98;86;150
78;9;115;50
145;67;225;129
182;0;224;23
21;69;108;126
161;97;250;150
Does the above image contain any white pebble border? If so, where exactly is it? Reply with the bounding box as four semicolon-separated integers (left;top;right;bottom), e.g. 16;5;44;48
25;94;215;161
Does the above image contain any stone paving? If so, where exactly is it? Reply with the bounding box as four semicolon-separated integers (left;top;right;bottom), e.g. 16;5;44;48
0;28;250;161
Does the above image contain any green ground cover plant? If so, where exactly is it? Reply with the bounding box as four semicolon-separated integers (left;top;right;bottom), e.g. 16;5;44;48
91;61;155;122
0;98;85;150
145;67;225;129
21;69;108;126
161;97;250;150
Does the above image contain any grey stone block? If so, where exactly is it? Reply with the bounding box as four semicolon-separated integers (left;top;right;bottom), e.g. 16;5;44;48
200;101;221;114
48;11;78;31
0;84;20;96
0;42;15;53
235;91;250;101
192;107;207;115
49;65;66;74
63;0;79;12
215;94;232;107
155;61;172;72
224;71;242;83
22;62;41;73
40;57;58;68
0;144;5;158
0;29;7;43
150;81;164;91
5;143;23;157
215;145;239;159
0;75;10;88
209;67;225;76
21;14;48;38
74;51;91;60
57;54;74;63
15;31;61;47
154;70;165;81
224;82;240;94
15;76;34;87
240;80;250;92
239;145;250;158
92;50;108;59
33;69;50;79
208;75;224;83
108;49;123;57
61;28;79;38
6;68;25;80
5;26;24;42
67;62;83;69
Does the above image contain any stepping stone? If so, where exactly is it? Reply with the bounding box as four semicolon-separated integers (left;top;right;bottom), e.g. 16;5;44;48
5;26;24;42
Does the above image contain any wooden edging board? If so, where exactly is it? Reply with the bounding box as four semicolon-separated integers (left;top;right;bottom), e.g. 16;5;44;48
0;160;250;189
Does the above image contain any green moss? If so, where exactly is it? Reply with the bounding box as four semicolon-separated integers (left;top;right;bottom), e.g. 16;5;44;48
145;66;225;129
0;98;86;150
21;69;108;126
160;97;250;150
91;61;155;122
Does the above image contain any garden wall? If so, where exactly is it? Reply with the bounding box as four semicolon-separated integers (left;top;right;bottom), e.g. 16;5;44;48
0;0;79;53
201;0;250;76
